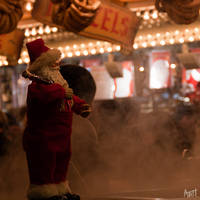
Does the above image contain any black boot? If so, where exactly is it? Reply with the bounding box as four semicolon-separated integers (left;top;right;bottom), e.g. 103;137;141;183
47;196;64;200
63;193;80;200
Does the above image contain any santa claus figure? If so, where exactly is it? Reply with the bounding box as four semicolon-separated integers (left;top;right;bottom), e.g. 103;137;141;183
22;38;91;200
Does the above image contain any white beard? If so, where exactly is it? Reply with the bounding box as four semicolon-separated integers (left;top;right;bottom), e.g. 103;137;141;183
36;65;69;91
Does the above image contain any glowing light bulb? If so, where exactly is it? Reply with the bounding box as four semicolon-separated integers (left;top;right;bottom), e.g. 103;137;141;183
188;36;194;42
99;48;104;53
139;66;144;72
156;33;161;38
3;60;8;65
31;28;37;36
60;53;64;58
115;45;121;51
136;11;141;17
83;50;88;56
139;35;143;40
165;32;170;36
151;41;156;46
179;38;184;43
185;29;189;33
25;2;32;11
22;51;28;56
38;27;44;35
169;38;175;44
147;34;152;39
152;11;158;19
52;27;58;32
67;52;73;57
88;42;94;47
143;12;150;20
24;57;30;63
75;51;81;56
58;47;63;51
160;40;165;45
96;41;101;46
142;42;147;48
184;97;190;102
73;44;77;49
18;59;22;64
133;43;138;49
45;26;51;34
91;49;96;54
170;63;176;69
25;29;30;37
80;44;85;48
194;27;199;33
175;30;179;35
107;47;112;52
65;46;70;51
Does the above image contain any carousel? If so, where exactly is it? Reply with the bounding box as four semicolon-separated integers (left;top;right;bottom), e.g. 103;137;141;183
0;1;200;199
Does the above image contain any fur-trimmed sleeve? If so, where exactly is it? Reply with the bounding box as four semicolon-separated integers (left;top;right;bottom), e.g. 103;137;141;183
28;82;65;104
72;95;87;115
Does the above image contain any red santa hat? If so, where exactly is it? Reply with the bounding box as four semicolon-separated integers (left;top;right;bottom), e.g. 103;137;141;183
26;38;61;73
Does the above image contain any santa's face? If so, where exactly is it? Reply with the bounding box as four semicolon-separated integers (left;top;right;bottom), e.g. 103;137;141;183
36;60;69;89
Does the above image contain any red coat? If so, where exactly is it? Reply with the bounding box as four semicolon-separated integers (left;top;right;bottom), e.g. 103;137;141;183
23;81;87;152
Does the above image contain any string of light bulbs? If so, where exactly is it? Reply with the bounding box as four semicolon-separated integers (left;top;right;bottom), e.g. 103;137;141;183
0;25;200;66
0;2;199;66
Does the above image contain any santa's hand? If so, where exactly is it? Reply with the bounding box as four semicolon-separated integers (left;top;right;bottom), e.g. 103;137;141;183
80;104;92;118
65;87;74;99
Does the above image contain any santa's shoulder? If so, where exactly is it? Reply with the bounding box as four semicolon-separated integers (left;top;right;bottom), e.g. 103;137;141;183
22;70;53;85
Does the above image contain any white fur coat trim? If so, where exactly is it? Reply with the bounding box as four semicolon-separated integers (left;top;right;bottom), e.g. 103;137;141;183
27;184;58;199
28;49;61;73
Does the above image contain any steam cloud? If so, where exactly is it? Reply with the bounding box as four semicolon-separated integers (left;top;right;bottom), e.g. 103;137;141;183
0;99;200;200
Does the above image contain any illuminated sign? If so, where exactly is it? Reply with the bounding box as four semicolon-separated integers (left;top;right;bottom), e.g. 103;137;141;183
79;1;140;51
88;61;134;99
32;0;140;51
150;51;171;89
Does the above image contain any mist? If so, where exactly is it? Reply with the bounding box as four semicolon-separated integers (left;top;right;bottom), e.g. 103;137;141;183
0;98;200;200
0;131;29;200
70;98;200;197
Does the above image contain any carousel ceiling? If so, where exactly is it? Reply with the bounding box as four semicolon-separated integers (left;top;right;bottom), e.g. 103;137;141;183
2;0;200;35
18;0;154;26
1;0;200;66
14;0;200;66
